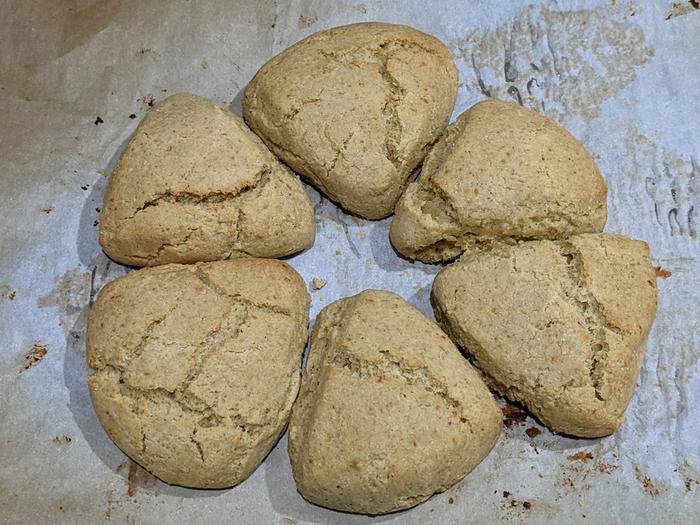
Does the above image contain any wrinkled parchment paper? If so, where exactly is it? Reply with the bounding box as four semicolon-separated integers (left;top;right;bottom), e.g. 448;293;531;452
1;1;698;523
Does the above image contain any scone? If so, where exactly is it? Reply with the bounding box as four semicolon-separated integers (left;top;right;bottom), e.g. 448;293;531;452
390;100;607;262
288;290;501;515
100;93;315;266
243;23;459;219
432;234;658;437
87;259;310;488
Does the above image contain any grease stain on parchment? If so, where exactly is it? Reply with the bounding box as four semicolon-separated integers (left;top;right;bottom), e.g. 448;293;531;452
453;6;652;124
645;149;698;239
614;125;699;240
39;267;91;342
38;256;130;347
59;0;122;59
298;15;318;28
665;1;700;21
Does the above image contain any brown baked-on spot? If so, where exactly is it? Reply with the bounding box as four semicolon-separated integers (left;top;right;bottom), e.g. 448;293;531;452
349;459;360;470
8;291;16;300
502;405;528;427
298;15;318;28
634;466;661;497
448;497;454;504
567;451;593;462
523;501;532;510
127;460;157;498
53;435;72;445
640;475;660;496
139;94;156;109
21;344;48;372
502;491;511;498
596;462;618;474
654;266;672;278
525;427;542;438
127;462;138;497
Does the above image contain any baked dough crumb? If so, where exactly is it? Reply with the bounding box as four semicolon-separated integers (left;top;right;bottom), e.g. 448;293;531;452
311;277;327;290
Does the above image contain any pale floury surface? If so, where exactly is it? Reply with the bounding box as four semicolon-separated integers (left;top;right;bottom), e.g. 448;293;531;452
432;234;658;438
100;93;315;266
243;23;459;219
87;259;310;488
390;100;608;262
288;290;502;515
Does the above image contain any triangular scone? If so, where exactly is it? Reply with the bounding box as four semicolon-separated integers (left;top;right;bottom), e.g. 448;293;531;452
432;234;658;437
87;259;310;488
243;23;458;219
391;100;607;262
100;93;315;266
288;290;501;515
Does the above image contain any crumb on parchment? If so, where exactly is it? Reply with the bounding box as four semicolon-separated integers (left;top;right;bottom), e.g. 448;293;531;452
311;277;327;290
22;344;48;372
567;451;594;462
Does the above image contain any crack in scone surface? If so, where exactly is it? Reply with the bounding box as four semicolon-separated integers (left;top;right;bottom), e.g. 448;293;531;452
191;428;205;462
281;98;322;122
410;183;587;261
126;167;272;220
131;314;167;360
117;168;273;262
326;132;355;176
434;241;626;414
557;241;623;401
315;297;470;427
90;276;293;439
377;48;405;171
318;41;409;171
328;350;467;422
189;266;292;317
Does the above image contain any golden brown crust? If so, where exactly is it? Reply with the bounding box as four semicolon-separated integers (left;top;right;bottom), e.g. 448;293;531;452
87;259;310;488
243;23;459;219
288;290;501;515
390;100;608;262
99;93;315;266
431;233;658;438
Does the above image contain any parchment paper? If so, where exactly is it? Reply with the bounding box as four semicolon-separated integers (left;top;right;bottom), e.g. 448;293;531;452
1;1;698;524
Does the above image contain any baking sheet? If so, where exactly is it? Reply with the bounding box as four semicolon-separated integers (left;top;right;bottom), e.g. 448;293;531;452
1;1;698;523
